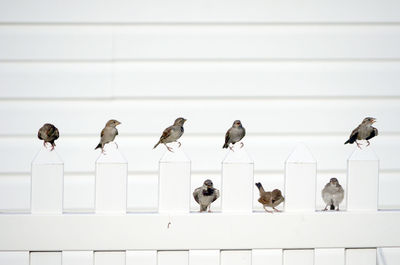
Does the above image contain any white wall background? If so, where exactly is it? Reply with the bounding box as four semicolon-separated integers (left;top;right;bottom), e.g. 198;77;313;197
0;0;400;212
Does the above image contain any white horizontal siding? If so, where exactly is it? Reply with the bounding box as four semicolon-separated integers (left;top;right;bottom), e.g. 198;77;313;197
1;25;400;61
0;0;399;23
0;99;398;135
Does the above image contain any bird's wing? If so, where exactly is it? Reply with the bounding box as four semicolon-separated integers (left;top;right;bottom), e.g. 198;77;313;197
258;192;272;205
224;128;231;144
212;189;220;202
346;126;360;143
193;188;200;204
366;127;378;140
37;128;43;140
100;127;105;139
160;126;173;141
52;127;60;140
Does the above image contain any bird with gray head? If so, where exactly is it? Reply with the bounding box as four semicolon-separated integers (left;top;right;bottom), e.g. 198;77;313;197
153;117;186;152
95;119;121;153
38;123;59;151
322;178;344;211
193;179;220;212
344;117;378;148
255;182;285;213
223;120;246;151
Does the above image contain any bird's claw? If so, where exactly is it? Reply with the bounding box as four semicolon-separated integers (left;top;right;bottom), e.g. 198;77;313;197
167;146;174;152
177;141;182;147
114;142;119;149
240;142;244;148
366;140;370;147
229;146;234;152
273;208;281;212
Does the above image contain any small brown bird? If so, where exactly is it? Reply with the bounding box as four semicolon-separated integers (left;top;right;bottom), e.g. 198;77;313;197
322;178;344;211
223;120;246;150
153;117;186;152
255;183;284;213
95;119;121;153
38;123;59;151
193;179;220;212
344;117;378;148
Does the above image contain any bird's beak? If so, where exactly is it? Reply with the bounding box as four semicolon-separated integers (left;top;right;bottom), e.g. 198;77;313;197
184;119;187;122
372;118;377;123
117;121;121;125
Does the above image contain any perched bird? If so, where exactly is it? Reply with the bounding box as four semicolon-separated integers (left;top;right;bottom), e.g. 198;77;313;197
344;117;378;148
38;123;59;151
193;179;220;212
95;119;121;153
153;117;186;152
255;182;284;213
322;178;344;211
223;120;246;150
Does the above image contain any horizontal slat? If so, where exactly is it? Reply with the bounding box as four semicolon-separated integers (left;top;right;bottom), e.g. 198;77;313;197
0;26;112;60
2;61;400;99
0;0;399;23
114;61;400;98
0;212;399;250
0;99;398;135
1;25;400;61
0;135;398;173
0;63;112;98
114;25;400;60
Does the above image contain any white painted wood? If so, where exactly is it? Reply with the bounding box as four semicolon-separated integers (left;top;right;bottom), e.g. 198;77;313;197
377;248;400;265
347;147;379;211
94;251;125;265
1;99;398;136
314;248;345;265
63;174;95;213
114;25;400;60
127;174;158;213
0;26;112;60
158;251;188;265
31;147;63;214
62;251;93;265
113;61;400;98
95;144;127;214
283;249;313;265
346;248;376;265
285;144;316;212
189;250;219;265
158;146;191;213
0;135;397;174
0;63;112;99
252;249;282;265
222;147;254;213
220;250;251;265
0;251;28;265
30;252;62;265
0;212;399;250
0;175;30;213
1;0;400;23
126;250;157;265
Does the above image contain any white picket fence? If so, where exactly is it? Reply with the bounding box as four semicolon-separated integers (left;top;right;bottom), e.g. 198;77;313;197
0;143;399;265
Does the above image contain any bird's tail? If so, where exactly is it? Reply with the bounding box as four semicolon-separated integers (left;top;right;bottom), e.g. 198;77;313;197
222;143;229;148
255;182;265;193
95;143;102;150
344;139;350;145
153;141;161;149
330;199;335;210
200;205;208;212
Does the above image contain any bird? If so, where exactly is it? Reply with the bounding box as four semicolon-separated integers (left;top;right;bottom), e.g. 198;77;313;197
322;177;344;211
153;117;186;152
344;117;378;148
255;182;284;213
223;120;246;150
95;119;121;153
193;179;220;212
38;123;59;151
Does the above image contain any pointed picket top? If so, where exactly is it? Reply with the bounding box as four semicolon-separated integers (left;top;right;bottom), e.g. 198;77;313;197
96;143;127;164
286;143;316;164
223;146;253;164
160;145;190;163
32;146;63;165
348;146;379;161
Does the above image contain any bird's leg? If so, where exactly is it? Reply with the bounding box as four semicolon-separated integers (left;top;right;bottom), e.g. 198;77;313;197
356;141;362;149
114;142;119;149
164;144;174;152
177;141;182;148
336;206;340;211
263;205;273;213
273;207;281;212
240;142;244;148
229;144;234;152
101;148;106;155
366;140;371;147
208;205;212;213
43;142;47;148
323;204;328;211
50;143;55;151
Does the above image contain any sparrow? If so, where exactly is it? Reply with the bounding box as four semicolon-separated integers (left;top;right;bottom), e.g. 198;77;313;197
223;120;246;150
255;182;284;213
344;117;378;148
193;179;220;212
322;178;344;211
95;119;121;153
153;117;186;152
37;123;59;151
